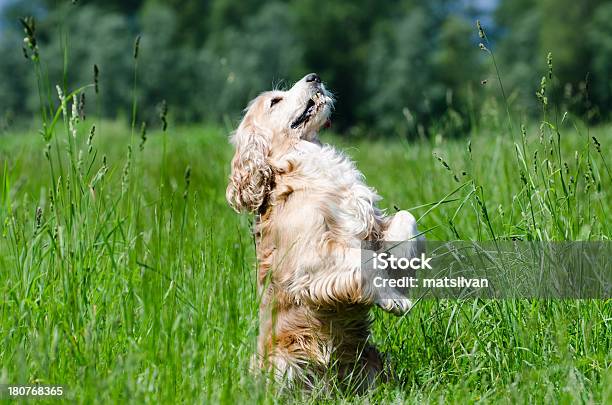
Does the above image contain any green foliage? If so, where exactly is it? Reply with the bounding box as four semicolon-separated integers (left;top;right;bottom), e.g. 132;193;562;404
0;1;610;401
0;118;609;402
366;8;435;136
293;0;388;131
206;1;305;119
0;30;28;131
43;5;133;118
2;0;612;134
493;2;542;117
147;0;211;47
587;2;612;119
365;6;482;137
494;0;611;123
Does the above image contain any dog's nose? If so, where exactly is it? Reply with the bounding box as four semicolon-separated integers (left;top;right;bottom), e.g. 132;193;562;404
305;73;321;84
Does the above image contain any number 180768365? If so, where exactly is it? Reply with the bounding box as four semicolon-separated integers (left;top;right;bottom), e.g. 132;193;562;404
2;385;64;398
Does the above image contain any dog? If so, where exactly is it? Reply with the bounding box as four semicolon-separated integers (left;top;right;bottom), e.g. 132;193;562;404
226;73;420;389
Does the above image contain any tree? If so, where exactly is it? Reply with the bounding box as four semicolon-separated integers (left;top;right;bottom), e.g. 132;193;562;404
365;7;436;136
293;0;390;131
365;2;481;137
0;30;29;130
587;2;612;120
41;4;134;118
493;0;543;117
145;0;212;47
495;0;609;121
206;2;304;120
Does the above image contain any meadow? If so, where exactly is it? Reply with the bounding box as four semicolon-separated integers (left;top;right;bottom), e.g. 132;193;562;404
0;99;610;402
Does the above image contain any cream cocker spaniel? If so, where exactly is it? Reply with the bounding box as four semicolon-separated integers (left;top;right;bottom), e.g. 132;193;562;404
227;73;420;388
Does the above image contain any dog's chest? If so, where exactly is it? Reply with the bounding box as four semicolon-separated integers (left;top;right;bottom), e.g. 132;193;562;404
272;144;384;240
290;144;371;192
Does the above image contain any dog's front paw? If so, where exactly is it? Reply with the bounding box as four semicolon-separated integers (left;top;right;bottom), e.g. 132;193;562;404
376;297;412;316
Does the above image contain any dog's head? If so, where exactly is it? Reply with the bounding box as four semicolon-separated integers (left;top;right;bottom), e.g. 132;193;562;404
226;73;334;213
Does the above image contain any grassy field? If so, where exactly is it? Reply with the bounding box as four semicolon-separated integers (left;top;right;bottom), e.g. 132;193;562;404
0;114;610;403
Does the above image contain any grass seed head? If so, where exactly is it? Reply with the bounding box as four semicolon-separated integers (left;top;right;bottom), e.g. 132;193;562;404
35;206;42;229
591;136;601;153
520;170;527;186
47;189;53;210
476;20;485;39
20;17;38;61
56;85;67;122
78;93;86;120
93;64;99;94
133;35;141;59
87;125;95;151
121;146;132;195
474;193;488;219
69;94;79;139
433;152;452;171
159;100;168;131
547;52;553;79
183;165;191;199
139;122;147;151
536;77;548;106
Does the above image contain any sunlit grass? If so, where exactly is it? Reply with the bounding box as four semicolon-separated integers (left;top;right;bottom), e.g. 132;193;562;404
0;118;610;403
0;12;610;403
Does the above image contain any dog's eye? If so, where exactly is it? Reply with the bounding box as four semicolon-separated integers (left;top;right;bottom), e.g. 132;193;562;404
270;97;282;107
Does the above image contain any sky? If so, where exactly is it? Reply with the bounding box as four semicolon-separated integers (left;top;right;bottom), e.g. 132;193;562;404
472;0;498;12
0;0;11;11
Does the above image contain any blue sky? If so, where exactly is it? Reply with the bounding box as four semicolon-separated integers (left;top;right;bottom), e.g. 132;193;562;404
472;0;498;11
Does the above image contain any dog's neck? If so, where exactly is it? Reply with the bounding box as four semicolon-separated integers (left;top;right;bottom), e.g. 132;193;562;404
300;129;321;144
268;131;321;157
258;130;323;217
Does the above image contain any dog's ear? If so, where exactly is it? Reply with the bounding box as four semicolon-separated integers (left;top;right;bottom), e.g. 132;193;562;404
226;116;272;213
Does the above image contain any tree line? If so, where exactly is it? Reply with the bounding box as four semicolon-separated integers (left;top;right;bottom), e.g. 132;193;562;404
1;0;610;136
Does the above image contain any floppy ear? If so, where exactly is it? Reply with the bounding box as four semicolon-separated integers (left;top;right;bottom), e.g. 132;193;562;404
226;120;273;213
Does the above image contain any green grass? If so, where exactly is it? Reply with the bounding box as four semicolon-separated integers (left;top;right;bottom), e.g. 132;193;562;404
3;11;610;403
0;113;610;403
